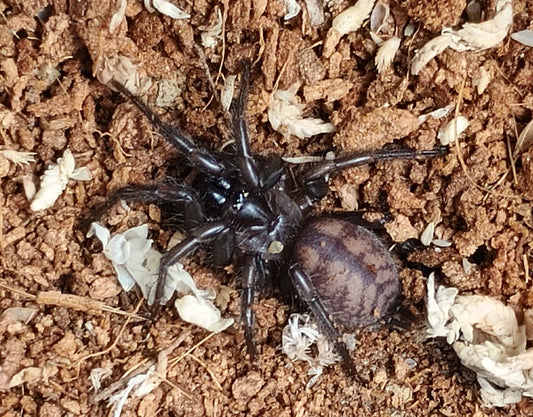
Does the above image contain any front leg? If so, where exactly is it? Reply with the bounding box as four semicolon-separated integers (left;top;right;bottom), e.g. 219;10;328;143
231;61;261;190
157;221;228;305
85;183;205;230
302;146;447;183
111;80;225;176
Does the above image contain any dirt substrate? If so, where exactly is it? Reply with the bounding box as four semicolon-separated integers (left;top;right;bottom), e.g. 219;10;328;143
1;0;533;416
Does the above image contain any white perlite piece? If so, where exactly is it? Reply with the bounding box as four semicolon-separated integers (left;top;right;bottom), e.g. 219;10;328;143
426;273;533;406
88;223;234;333
30;148;91;211
268;84;335;139
411;0;512;74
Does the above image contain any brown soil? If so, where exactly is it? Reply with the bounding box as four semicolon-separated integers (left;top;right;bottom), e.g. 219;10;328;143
1;0;532;416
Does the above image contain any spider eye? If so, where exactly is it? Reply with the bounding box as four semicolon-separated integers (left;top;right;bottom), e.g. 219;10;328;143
233;191;249;210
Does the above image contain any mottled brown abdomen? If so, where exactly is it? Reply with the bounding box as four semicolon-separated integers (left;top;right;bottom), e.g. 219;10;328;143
292;218;399;329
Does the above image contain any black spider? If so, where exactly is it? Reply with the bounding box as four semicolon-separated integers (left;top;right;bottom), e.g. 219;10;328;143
93;62;445;376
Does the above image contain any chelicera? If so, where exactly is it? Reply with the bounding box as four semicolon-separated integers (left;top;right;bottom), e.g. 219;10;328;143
93;62;445;376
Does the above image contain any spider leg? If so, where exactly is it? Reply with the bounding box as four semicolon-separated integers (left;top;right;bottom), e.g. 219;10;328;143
110;80;225;176
289;264;357;377
302;146;447;183
156;221;228;305
231;61;261;189
241;255;263;359
86;184;205;229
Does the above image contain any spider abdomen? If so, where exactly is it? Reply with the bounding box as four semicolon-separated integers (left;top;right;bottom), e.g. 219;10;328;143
292;218;399;329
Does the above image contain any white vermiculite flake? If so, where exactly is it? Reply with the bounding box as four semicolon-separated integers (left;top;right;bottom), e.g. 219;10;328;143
282;313;341;385
30;148;91;211
88;223;234;333
268;84;335;139
426;273;533;406
411;0;512;74
0;149;36;166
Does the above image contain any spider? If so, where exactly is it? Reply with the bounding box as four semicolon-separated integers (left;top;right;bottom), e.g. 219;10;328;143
93;62;445;376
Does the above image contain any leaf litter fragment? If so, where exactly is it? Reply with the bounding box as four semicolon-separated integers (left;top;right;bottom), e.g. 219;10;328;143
426;273;533;406
8;367;43;389
417;104;454;124
108;365;157;417
420;222;435;246
303;0;325;27
472;64;493;95
175;295;233;333
1;307;37;323
144;0;190;19
90;368;113;392
95;334;196;415
220;75;237;112
513;119;533;159
331;0;376;36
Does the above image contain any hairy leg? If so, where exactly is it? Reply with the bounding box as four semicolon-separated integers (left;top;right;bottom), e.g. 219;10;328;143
111;80;226;176
302;146;447;183
86;183;205;228
156;221;228;304
289;264;357;377
241;255;263;359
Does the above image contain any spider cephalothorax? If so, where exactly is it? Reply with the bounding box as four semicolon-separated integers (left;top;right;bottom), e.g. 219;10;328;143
93;62;445;376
